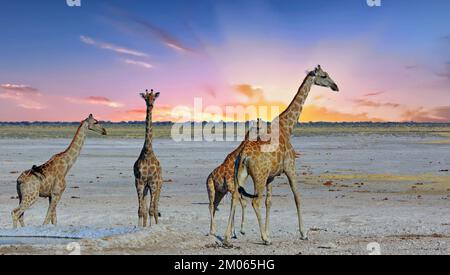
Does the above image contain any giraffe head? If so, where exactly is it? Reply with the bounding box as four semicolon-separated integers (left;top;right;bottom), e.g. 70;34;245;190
86;114;107;135
140;89;160;109
311;65;339;92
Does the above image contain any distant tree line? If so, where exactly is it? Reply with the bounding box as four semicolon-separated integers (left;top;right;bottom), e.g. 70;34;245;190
0;121;448;127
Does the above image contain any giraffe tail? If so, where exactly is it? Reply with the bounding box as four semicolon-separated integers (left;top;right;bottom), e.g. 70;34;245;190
234;153;257;199
238;186;257;199
16;178;23;203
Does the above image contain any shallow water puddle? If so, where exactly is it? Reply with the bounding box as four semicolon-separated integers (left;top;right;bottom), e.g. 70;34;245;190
0;236;80;246
0;226;141;246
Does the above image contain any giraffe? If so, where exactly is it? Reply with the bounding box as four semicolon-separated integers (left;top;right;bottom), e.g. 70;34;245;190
11;114;107;228
134;89;163;227
223;65;339;246
207;119;264;237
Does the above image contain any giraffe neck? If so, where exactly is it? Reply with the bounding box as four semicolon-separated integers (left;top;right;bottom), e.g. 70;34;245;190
63;120;88;171
141;104;154;156
278;74;315;135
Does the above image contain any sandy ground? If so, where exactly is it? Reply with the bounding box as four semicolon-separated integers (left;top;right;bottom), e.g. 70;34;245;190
0;135;449;255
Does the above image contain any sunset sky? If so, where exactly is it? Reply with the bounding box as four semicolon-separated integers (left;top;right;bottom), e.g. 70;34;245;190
0;0;449;122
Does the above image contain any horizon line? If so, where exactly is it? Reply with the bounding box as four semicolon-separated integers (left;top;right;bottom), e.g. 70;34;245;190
0;121;449;125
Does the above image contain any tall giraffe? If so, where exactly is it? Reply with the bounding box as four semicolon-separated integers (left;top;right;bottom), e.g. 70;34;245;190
11;114;107;228
223;65;339;246
134;89;163;227
207;119;264;237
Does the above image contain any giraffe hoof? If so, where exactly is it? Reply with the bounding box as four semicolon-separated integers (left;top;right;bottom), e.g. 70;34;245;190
240;230;246;236
222;240;233;249
263;239;272;246
300;234;309;241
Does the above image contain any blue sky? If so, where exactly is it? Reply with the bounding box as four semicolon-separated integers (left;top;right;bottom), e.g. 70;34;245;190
0;0;448;122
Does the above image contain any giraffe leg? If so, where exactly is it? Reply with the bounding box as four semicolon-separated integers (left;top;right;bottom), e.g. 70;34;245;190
135;179;146;227
17;188;25;227
239;196;247;235
19;212;25;227
152;180;162;225
153;191;159;225
51;209;57;225
11;193;38;229
143;185;150;228
147;184;155;227
265;184;273;239
16;195;25;227
231;194;240;239
285;168;308;240
252;182;271;245
210;190;225;236
223;191;239;247
207;176;216;236
144;185;150;227
43;193;62;226
232;206;237;239
11;208;20;229
43;197;53;226
51;195;61;226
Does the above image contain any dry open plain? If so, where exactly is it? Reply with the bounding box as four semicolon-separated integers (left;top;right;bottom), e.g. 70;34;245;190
0;130;449;255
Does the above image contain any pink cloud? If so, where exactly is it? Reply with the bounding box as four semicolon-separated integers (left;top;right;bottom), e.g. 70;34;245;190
133;21;193;54
0;84;39;94
401;106;450;122
124;59;153;69
17;102;46;110
66;96;124;108
0;83;45;110
110;8;194;54
353;99;401;108
363;91;385;97
80;35;148;57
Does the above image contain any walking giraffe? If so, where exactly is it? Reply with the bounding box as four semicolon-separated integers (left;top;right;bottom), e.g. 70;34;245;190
224;65;339;246
207;119;265;237
134;89;163;227
11;114;107;228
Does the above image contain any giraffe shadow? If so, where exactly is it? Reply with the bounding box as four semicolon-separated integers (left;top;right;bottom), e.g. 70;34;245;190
205;235;243;250
191;202;209;205
206;232;240;242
